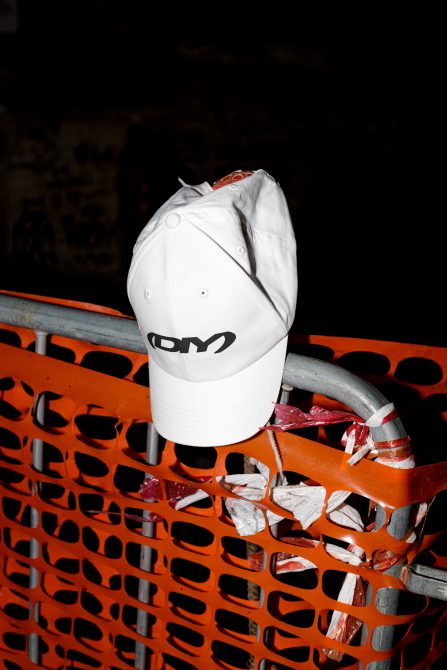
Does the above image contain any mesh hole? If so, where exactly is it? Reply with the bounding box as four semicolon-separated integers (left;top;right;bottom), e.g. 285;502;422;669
222;535;266;571
75;413;117;440
82;526;100;552
81;590;103;616
42;440;64;464
0;329;21;346
40;407;69;429
264;627;310;662
105;534;122;558
172;558;211;585
267;591;315;628
53;589;78;605
174;443;216;469
3;602;29;620
402;631;433;666
376;381;420;406
0;377;15;390
124;575;156;601
215;608;258;636
0;466;24;484
338;351;391;376
323;570;369;603
376;587;426;615
219;574;262;604
133;363;149;386
126;421;151;453
162;654;196;670
275;560;318;590
395;357;443;386
116;633;143;652
4;661;23;670
2;632;27;650
0;427;21;450
323;421;352;442
80;351;133;378
44;341;76;363
212;640;254;669
114;464;144;493
2;498;26;522
55;617;71;634
0;397;24;420
169;592;207;616
167;621;204;647
82;558;103;584
171;521;214;548
75;451;110;477
58;519;80;543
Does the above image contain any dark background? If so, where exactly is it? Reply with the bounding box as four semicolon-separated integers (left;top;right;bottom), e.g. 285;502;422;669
0;2;444;345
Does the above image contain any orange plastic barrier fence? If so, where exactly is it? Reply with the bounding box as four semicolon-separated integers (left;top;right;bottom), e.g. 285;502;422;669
1;295;447;669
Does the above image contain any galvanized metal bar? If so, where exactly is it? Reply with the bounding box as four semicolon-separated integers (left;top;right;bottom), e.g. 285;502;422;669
283;353;407;442
404;563;447;601
29;330;48;665
0;293;146;353
246;390;295;667
135;422;159;670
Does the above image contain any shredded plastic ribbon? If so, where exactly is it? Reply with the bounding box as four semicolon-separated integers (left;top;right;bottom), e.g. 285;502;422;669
139;476;211;511
262;401;413;467
264;404;365;432
250;524;368;658
268;500;428;661
99;402;420;662
86;476;211;523
212;170;254;190
215;460;365;536
216;457;377;657
216;460;285;536
136;476;212;524
259;402;422;659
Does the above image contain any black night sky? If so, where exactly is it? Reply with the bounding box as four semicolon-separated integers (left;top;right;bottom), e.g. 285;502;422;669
0;3;444;346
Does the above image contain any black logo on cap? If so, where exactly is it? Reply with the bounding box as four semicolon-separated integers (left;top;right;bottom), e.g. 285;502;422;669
147;331;236;353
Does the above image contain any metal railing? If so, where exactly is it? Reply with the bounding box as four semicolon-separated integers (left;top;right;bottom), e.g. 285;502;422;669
1;292;447;670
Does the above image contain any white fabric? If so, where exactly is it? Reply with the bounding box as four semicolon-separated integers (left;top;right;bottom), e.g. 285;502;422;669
127;169;297;446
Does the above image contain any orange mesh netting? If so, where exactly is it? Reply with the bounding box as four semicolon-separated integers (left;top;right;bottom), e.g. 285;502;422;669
1;294;447;669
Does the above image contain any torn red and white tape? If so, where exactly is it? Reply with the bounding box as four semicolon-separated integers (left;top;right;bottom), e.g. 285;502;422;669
263;401;415;468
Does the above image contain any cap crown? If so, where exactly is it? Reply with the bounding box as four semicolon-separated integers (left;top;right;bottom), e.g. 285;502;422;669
127;169;297;383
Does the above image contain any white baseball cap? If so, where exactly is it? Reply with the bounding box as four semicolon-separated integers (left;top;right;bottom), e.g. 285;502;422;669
127;169;297;446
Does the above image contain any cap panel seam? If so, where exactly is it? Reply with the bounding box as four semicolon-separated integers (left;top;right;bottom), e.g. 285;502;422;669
188;221;287;336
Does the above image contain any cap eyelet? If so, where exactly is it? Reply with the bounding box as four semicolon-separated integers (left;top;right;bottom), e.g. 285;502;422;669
237;246;246;255
144;289;152;300
199;288;209;298
165;212;181;228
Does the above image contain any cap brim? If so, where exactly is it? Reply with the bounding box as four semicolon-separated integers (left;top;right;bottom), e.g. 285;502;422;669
149;336;288;447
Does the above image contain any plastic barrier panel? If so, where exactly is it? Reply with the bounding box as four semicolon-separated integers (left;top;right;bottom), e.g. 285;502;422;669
1;296;447;669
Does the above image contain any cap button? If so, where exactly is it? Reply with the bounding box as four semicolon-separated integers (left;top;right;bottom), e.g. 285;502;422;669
165;212;181;229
